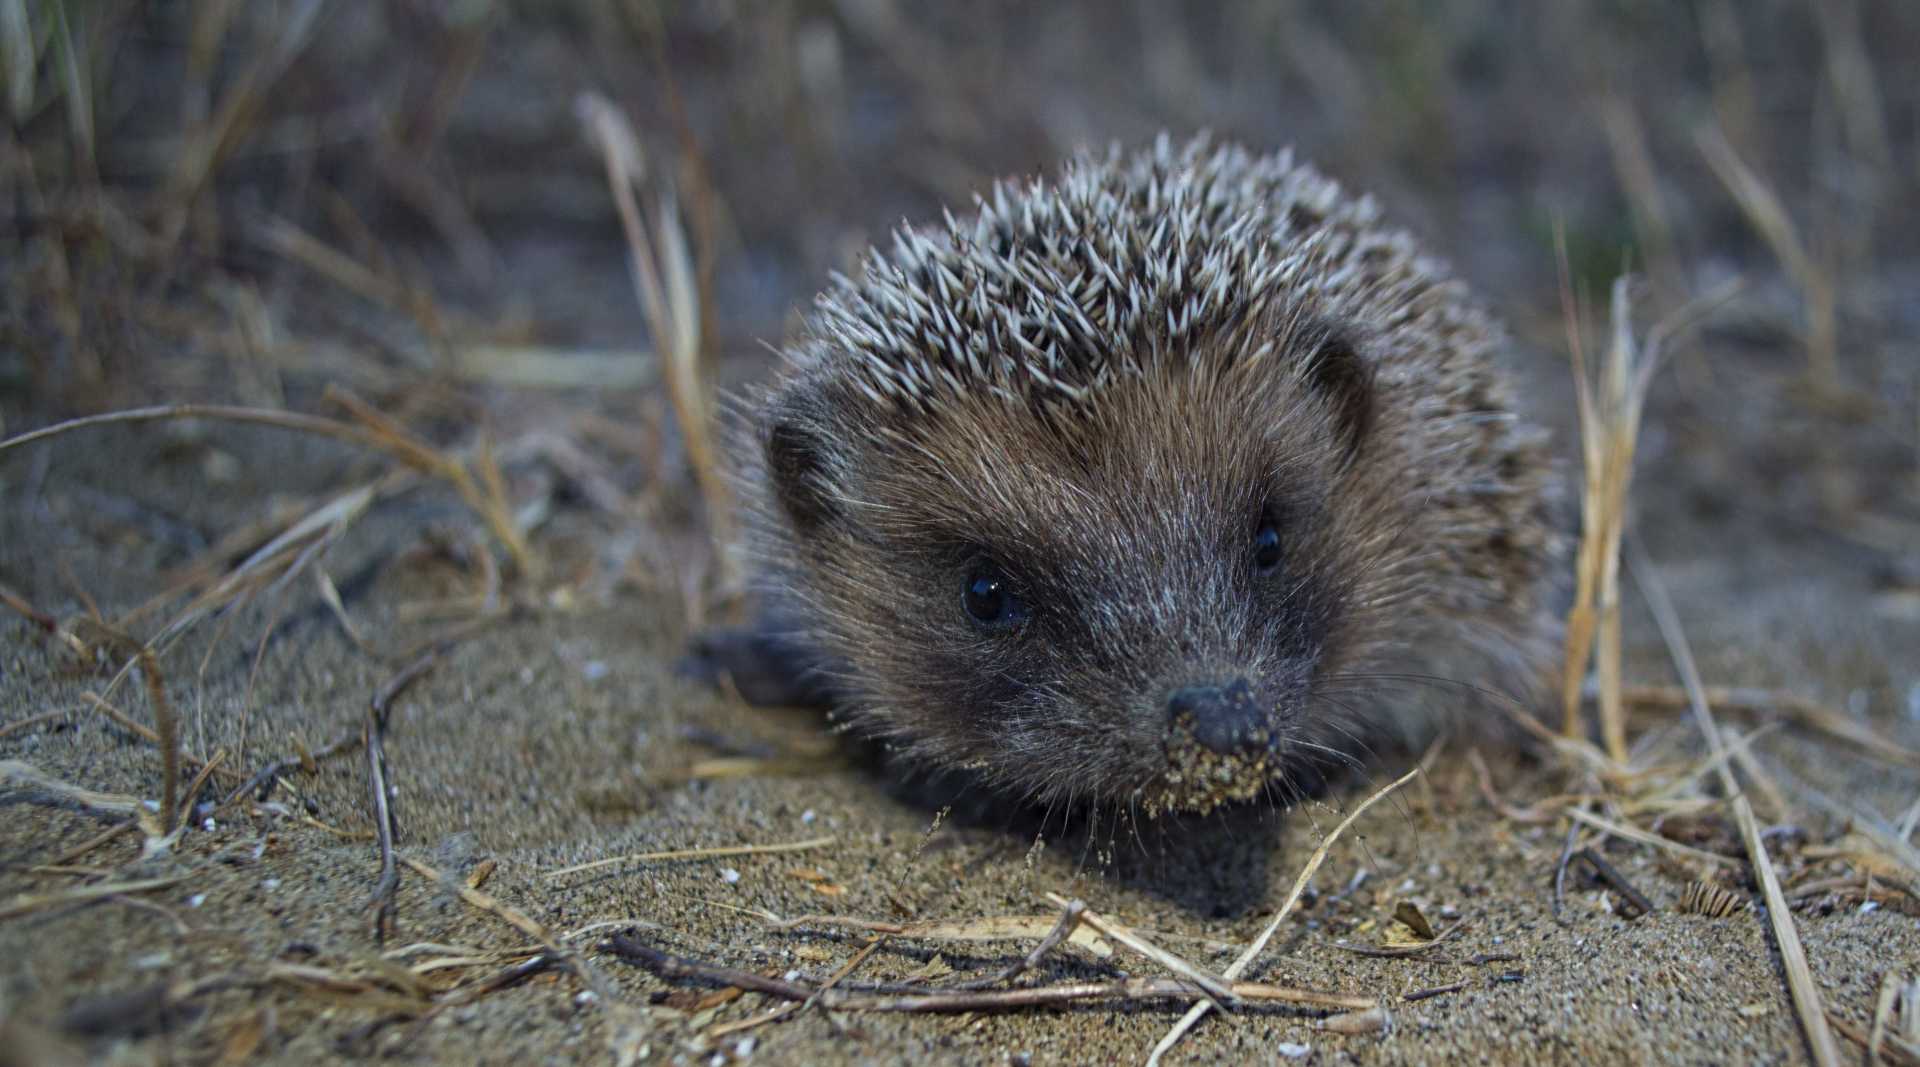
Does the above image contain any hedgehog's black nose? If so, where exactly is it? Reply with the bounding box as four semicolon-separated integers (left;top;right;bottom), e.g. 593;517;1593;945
1167;679;1268;754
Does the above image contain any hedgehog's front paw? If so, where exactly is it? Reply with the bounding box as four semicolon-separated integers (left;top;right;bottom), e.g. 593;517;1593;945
677;626;836;708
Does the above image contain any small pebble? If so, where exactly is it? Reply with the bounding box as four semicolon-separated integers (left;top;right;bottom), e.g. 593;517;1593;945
721;867;741;884
1277;1041;1311;1059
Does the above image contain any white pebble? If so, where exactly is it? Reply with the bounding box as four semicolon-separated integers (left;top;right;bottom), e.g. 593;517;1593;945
188;894;207;908
734;1036;757;1057
801;809;817;824
1277;1041;1311;1058
721;867;741;884
583;661;609;681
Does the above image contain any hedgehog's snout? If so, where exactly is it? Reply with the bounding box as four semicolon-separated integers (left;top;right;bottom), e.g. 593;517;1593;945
1167;678;1272;755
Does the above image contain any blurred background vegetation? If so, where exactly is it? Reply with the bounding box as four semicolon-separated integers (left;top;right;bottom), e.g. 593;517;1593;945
1;0;1915;603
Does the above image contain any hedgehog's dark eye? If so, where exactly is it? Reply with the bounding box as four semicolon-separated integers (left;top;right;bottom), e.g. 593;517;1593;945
962;563;1027;628
1253;522;1283;576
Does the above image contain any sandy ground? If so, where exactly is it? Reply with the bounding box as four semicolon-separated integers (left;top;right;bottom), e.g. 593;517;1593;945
2;367;1917;1065
3;4;1919;1064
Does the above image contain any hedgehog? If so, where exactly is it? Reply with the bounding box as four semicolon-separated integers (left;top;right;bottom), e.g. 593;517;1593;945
691;134;1563;816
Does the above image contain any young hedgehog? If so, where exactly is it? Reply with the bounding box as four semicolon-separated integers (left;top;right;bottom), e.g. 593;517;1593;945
695;135;1562;816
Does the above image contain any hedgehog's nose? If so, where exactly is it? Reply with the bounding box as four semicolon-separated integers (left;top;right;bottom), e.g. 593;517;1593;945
1167;679;1268;754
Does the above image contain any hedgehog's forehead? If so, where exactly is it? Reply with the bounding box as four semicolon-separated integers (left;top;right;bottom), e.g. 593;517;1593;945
860;373;1296;551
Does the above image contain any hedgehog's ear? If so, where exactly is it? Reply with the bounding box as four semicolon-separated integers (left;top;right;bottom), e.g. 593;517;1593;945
1305;329;1374;457
765;404;840;533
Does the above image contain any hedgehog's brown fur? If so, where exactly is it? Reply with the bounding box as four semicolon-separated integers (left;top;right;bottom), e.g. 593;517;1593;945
724;134;1562;815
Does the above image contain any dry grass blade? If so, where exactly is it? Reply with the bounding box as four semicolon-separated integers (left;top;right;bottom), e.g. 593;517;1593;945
150;482;378;651
1;760;145;817
1041;892;1233;1009
1811;0;1892;171
1596;95;1682;293
48;0;92;173
0;874;189;921
0;0;32;123
395;851;636;1057
577;91;731;577
323;387;532;574
1146;766;1417;1065
1556;264;1736;764
545;836;837;879
1555;266;1640;765
1563;808;1740;868
1696;123;1837;387
1631;546;1841;1067
0;403;386;458
1622;684;1920;772
162;0;325;232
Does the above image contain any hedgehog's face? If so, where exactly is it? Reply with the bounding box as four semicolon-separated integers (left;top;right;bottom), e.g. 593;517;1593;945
763;340;1389;814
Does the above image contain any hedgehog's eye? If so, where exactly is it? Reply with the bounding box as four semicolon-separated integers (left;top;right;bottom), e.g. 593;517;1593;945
1253;522;1283;576
962;562;1028;628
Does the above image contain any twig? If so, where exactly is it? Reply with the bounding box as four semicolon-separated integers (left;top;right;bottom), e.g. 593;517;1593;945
366;648;447;942
70;622;179;835
1829;1009;1920;1067
1631;542;1842;1067
746;907;1133;960
0;707;75;740
706;937;887;1039
221;731;358;808
174;747;228;826
0;580;57;631
603;935;1372;1015
1404;981;1467;1003
46;821;138;867
1569;847;1656;918
1146;767;1417;1065
1332;922;1469;958
545;836;837;879
1553;805;1584;922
